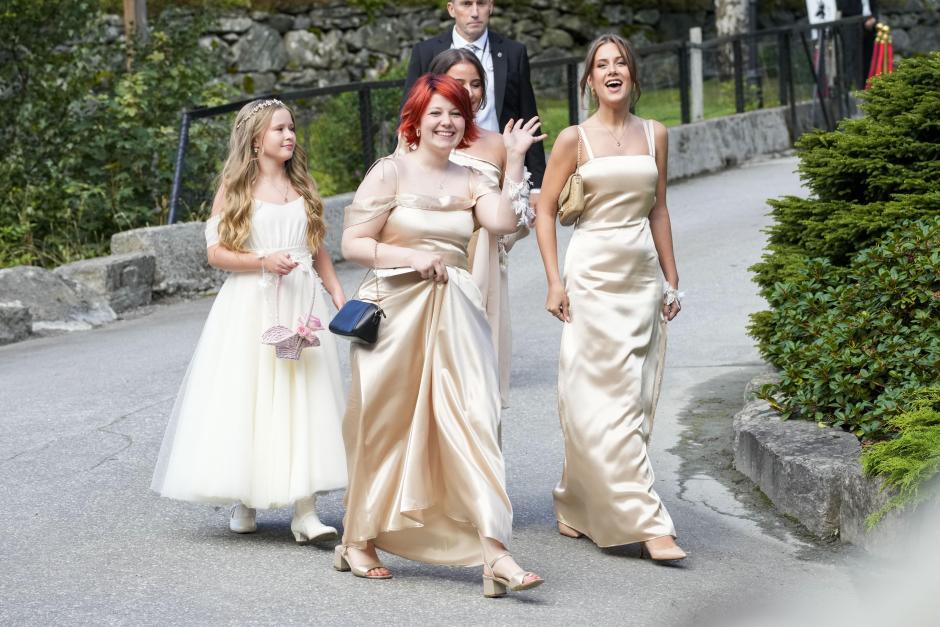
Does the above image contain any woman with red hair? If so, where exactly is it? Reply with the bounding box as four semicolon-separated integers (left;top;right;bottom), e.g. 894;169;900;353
336;74;545;597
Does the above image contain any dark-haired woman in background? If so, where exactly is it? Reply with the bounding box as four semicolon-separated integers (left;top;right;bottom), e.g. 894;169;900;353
423;48;532;411
535;34;686;562
336;73;545;597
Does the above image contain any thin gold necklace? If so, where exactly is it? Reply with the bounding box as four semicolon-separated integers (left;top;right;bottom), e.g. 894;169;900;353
262;176;290;202
598;116;630;150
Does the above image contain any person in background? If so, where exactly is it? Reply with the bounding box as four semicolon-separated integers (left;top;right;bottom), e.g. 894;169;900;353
403;0;546;204
428;47;534;410
838;0;881;88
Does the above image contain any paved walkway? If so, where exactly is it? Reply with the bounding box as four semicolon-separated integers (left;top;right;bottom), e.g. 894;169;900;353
0;156;867;625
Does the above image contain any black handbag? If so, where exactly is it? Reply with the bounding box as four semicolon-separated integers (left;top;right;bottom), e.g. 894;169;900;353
329;268;385;344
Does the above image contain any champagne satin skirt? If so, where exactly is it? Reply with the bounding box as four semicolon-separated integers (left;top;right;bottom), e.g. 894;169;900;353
341;268;512;565
554;226;676;547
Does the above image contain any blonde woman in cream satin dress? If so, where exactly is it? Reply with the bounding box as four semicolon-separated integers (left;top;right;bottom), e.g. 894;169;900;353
534;34;687;561
337;74;546;597
429;48;535;410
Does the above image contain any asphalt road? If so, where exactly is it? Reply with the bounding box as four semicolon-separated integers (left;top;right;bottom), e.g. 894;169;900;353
0;156;869;625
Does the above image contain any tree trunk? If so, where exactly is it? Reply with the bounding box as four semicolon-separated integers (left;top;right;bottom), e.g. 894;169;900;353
123;0;148;44
715;0;748;73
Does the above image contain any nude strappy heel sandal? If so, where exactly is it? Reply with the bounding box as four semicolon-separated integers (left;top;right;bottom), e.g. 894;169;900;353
482;553;544;598
333;545;392;579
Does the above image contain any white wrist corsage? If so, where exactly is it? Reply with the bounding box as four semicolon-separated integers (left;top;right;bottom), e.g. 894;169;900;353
506;167;534;229
663;284;683;306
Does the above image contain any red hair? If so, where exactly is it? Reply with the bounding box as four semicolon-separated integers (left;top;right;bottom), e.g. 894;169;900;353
399;73;479;149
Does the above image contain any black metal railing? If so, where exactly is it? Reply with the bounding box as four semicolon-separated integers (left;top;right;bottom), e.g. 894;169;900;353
168;15;866;223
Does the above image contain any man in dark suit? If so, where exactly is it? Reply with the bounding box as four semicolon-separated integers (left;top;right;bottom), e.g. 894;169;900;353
403;0;547;193
837;0;880;88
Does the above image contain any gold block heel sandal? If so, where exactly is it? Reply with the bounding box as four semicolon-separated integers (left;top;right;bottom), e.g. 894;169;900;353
333;545;393;579
482;553;543;598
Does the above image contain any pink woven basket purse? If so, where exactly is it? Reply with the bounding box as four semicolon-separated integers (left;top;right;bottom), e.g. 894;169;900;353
261;274;320;360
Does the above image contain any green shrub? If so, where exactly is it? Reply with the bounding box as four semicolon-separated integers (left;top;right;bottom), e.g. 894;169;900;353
0;2;235;268
752;217;940;439
751;53;940;295
862;387;940;527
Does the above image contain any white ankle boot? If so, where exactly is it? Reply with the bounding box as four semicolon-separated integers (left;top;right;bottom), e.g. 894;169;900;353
290;495;337;544
229;503;257;534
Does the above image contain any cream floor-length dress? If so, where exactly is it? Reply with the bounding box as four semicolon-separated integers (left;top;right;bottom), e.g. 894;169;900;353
341;158;512;566
553;120;676;546
152;197;348;509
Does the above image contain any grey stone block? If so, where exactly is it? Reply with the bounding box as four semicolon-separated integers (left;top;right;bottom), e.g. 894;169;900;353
233;23;288;73
0;266;115;334
111;223;226;298
733;399;860;538
668;107;793;180
55;253;155;313
322;192;354;262
0;301;32;345
732;384;940;552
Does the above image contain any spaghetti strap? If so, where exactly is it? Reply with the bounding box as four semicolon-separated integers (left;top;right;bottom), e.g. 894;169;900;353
577;125;596;161
366;156;400;194
642;119;656;159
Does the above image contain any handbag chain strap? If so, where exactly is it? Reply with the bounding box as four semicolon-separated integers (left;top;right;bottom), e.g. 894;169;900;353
350;240;381;303
575;126;582;173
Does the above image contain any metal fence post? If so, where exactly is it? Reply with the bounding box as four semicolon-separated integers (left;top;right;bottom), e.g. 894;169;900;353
567;62;580;126
777;31;789;107
358;87;374;174
167;110;190;225
678;42;691;124
733;38;746;113
689;28;704;122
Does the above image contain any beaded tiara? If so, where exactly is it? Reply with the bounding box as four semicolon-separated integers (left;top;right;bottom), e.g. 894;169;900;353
235;98;285;130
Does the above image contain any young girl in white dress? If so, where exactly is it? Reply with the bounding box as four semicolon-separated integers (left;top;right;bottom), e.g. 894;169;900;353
151;99;348;543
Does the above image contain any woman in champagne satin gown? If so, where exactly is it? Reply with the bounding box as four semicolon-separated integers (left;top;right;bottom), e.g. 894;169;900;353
430;48;535;409
534;35;687;561
336;74;546;596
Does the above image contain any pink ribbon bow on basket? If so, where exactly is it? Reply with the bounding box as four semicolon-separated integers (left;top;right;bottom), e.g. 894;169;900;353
261;272;321;360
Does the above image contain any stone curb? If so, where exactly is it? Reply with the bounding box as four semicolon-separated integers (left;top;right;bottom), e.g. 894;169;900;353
732;374;937;555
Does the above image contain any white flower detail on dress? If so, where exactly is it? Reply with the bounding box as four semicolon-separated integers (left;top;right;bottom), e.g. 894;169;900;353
506;167;534;229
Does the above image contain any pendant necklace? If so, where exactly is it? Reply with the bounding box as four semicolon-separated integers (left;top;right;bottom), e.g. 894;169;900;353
600;116;630;151
264;176;290;202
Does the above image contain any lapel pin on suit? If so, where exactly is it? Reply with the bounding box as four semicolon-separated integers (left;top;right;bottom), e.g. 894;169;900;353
497;51;503;57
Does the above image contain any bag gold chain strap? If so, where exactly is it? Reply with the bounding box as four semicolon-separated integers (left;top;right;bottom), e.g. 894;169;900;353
558;126;585;226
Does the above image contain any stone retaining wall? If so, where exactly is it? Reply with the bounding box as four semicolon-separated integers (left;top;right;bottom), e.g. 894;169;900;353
93;2;940;95
0;104;815;344
733;373;939;555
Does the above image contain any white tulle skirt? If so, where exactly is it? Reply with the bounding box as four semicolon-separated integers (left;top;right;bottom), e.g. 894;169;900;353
151;268;348;509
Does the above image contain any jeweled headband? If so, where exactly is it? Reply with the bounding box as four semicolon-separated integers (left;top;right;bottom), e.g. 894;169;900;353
235;99;285;130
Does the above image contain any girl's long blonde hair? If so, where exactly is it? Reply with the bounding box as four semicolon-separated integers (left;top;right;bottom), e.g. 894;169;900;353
217;100;326;254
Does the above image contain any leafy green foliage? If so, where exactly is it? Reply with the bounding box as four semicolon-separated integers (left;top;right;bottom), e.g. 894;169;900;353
751;54;940;294
862;387;940;527
306;63;407;196
748;54;940;443
0;2;235;268
752;218;940;439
